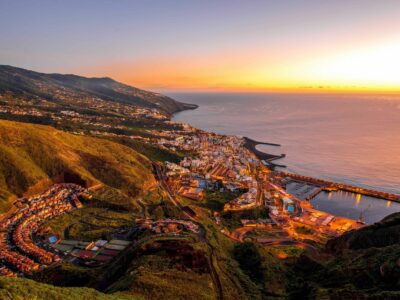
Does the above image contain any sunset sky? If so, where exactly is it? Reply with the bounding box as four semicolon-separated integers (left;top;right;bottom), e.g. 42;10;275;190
1;0;400;92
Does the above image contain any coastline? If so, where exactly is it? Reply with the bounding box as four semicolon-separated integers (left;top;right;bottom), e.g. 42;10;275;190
172;102;199;114
172;101;400;218
173;103;286;167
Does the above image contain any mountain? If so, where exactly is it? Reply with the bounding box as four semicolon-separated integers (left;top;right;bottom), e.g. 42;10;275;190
0;120;154;213
0;65;196;115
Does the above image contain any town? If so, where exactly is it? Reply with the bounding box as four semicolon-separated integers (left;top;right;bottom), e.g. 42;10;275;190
0;90;398;283
0;92;171;138
147;125;366;248
0;118;369;279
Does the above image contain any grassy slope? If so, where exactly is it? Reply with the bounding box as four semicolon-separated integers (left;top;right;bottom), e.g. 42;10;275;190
0;277;136;300
286;212;400;299
0;120;154;213
104;136;184;163
108;239;214;300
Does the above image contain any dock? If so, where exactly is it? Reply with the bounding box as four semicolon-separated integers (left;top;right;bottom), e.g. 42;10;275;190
304;187;324;200
278;171;400;203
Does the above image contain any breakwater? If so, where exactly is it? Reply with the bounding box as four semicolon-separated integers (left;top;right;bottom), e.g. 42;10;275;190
243;137;286;168
279;172;400;203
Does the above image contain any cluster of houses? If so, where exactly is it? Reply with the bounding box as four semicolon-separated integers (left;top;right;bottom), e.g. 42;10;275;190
223;185;259;211
0;105;45;117
0;89;172;141
137;219;199;234
134;107;168;120
240;219;274;227
176;177;207;201
0;184;85;275
0;237;39;274
160;131;261;210
156;130;199;152
0;265;17;277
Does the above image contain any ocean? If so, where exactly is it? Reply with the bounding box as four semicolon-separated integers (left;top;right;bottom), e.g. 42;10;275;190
170;92;400;223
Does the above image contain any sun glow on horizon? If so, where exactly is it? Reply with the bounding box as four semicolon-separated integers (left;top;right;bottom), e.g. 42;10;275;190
3;1;400;93
82;39;400;94
228;39;400;93
302;41;400;90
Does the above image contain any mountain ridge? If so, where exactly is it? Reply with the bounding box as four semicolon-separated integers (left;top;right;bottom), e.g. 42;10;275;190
0;65;197;115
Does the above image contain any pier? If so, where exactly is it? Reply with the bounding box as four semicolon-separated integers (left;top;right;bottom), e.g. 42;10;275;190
283;178;324;200
304;187;324;201
278;171;400;203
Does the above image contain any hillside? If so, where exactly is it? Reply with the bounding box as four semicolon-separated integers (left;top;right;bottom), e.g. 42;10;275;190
326;212;400;252
0;65;196;115
1;66;398;300
0;276;133;300
0;120;154;213
289;212;400;299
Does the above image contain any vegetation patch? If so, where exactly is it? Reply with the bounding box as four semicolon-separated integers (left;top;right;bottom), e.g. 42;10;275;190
107;240;214;300
220;207;269;231
105;136;184;163
294;225;314;235
0;276;132;300
45;206;136;240
201;190;243;212
233;242;264;284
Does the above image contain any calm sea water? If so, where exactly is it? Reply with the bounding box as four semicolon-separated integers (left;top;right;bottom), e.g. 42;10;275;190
170;92;400;223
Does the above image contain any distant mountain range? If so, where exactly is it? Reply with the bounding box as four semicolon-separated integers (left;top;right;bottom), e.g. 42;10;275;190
0;65;196;115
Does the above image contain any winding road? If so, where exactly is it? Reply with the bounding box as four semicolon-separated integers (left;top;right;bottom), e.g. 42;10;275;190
152;162;224;300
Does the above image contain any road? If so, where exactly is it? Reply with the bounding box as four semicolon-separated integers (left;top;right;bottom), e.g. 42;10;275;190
256;238;318;252
153;162;197;221
152;162;223;300
88;183;103;191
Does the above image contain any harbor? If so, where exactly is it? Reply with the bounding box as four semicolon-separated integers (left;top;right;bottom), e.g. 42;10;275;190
240;139;399;225
310;190;400;225
281;172;400;224
279;172;400;202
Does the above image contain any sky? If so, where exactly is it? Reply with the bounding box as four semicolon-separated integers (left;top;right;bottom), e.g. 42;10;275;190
1;0;400;92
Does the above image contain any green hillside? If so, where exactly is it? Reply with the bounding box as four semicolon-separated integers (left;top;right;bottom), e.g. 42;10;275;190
287;212;400;299
0;120;154;213
0;276;135;300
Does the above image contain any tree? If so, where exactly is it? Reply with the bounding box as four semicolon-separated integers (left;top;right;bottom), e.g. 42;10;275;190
233;242;263;283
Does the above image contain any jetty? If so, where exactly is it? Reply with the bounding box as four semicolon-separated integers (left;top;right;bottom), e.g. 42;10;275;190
243;137;286;168
278;171;400;203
